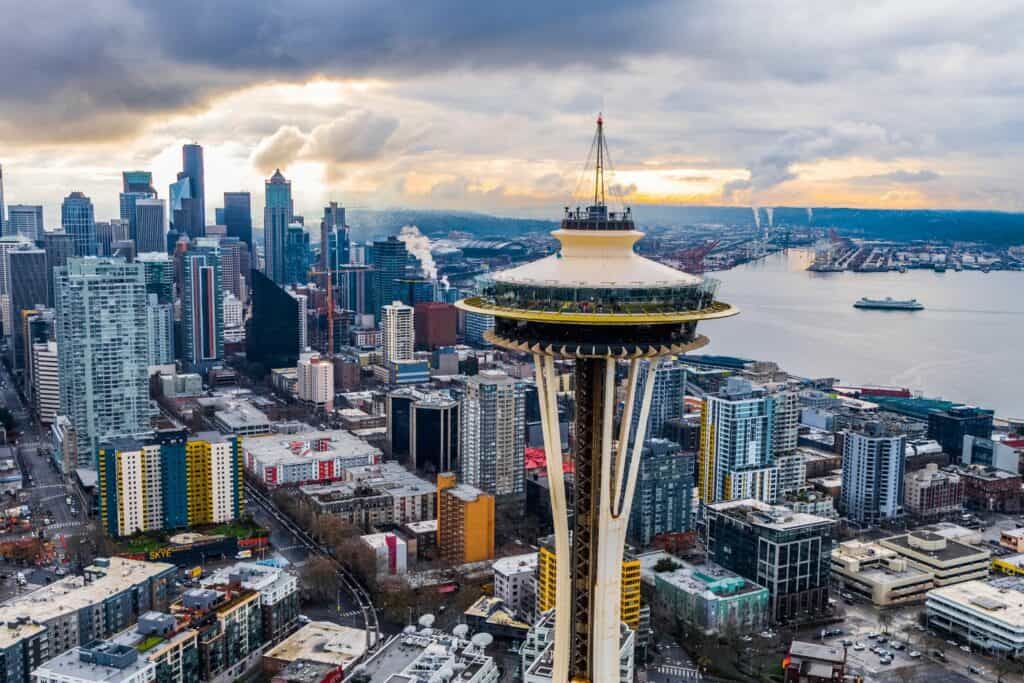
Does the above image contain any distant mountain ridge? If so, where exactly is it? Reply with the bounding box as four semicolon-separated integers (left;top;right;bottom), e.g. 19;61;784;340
269;205;1024;245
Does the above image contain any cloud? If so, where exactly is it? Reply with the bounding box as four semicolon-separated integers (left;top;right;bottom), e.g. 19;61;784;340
306;110;399;164
248;110;399;175
250;126;309;174
850;169;941;184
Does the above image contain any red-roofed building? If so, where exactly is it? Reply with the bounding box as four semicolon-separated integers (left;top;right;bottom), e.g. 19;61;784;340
524;447;573;474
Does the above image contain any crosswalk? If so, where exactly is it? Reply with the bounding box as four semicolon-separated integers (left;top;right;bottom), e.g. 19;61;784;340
45;521;83;531
338;609;363;619
654;664;701;680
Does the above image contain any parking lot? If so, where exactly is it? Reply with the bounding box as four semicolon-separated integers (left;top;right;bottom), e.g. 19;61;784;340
810;601;1020;682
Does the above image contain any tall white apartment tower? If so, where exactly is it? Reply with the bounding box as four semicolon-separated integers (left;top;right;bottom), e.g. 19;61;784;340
382;300;414;366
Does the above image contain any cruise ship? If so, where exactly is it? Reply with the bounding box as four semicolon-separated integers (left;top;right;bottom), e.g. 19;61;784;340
854;296;924;311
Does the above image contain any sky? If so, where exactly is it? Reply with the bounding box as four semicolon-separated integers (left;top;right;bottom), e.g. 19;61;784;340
4;0;1024;225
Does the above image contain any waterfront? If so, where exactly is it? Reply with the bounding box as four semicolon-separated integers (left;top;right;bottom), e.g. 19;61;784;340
705;248;1024;418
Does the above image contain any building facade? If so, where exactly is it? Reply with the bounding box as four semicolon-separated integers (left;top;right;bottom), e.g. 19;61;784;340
55;258;151;466
839;423;906;526
60;192;97;257
460;371;526;497
263;170;292;285
181;242;224;370
703;499;834;622
627;438;694;548
904;463;964;518
437;472;494;564
381;300;414;366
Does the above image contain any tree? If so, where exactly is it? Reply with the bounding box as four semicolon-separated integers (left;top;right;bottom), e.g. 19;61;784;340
877;610;893;634
0;408;15;436
301;556;341;603
653;557;680;573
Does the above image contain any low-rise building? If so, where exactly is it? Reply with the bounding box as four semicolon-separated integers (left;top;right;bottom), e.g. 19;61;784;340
780;489;836;518
345;626;498;683
263;622;367;682
879;530;990;587
244;430;381;487
904;463;964;518
992;552;1024;577
1002;528;1024;553
31;642;156;683
830;540;934;606
639;552;770;635
521;611;633;683
464;597;530;640
211;399;273;436
361;533;409;576
947;464;1023;513
926;576;1024;655
782;641;846;683
109;612;200;683
201;562;300;645
0;558;176;683
493;553;538;621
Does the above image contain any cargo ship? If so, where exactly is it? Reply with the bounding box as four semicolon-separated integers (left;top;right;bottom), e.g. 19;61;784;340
854;296;924;311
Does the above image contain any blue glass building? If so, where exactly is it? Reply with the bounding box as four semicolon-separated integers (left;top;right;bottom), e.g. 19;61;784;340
60;192;97;256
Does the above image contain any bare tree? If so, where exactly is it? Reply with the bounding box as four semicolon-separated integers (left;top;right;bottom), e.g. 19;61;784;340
301;556;341;603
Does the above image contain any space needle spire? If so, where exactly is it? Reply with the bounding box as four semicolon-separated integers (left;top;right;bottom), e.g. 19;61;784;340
458;117;738;683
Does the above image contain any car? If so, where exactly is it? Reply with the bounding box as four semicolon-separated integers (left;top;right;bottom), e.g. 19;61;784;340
841;639;852;647
879;657;892;666
909;651;921;658
867;632;880;640
853;643;865;651
740;635;753;642
891;642;905;651
54;568;65;576
969;666;982;675
946;640;957;646
960;645;971;653
931;650;947;661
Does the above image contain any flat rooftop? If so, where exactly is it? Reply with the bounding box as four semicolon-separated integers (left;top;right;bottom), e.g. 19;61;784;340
200;561;293;593
706;498;834;530
882;532;989;564
244;429;381;467
0;558;173;647
638;551;767;600
444;483;489;503
928;577;1024;629
343;462;434;497
32;645;153;682
265;621;368;668
492;553;537;577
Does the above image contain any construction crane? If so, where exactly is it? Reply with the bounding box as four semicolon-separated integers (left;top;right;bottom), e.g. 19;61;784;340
674;239;720;274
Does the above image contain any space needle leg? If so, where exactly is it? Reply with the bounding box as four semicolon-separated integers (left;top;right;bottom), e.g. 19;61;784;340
533;353;572;683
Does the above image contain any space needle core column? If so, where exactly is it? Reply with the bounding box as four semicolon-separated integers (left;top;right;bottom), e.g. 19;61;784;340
457;117;737;683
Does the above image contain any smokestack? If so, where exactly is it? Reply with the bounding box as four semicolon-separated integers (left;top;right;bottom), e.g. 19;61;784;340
397;225;437;279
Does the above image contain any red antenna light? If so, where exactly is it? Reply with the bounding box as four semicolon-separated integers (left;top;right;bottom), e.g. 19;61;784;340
597;113;603;126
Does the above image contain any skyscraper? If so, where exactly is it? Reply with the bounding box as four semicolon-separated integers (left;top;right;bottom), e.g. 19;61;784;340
181;241;224;370
629;358;686;442
217;236;245;299
322;201;348;271
223;191;253;248
137;252;174;304
55;258;151;466
459;370;526;497
264;169;292;284
7;245;48;375
627;438;695;548
698;378;782;505
248;270;303;369
840;422;906;526
60;191;97;256
0;164;5;233
94;219;128;257
43;232;73;306
146;293;175;366
371;236;407;321
182;144;205;237
6;205;43;241
381;300;414;366
134;198;166;254
0;234;33;335
119;171;157;245
284;223;310;285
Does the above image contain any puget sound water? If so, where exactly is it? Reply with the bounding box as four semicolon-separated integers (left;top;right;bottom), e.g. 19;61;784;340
703;248;1024;419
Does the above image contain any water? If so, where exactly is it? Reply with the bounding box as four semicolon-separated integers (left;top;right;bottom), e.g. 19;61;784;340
702;249;1024;418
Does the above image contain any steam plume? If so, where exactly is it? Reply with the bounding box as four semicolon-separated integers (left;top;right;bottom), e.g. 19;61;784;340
765;207;774;227
397;225;437;279
806;207;814;223
751;206;761;229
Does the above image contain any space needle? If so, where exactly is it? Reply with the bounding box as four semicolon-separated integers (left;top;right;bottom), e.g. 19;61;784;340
457;116;737;683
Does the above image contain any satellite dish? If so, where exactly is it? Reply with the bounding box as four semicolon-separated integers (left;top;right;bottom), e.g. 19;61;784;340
403;625;416;635
452;624;469;638
471;633;493;649
439;666;455;681
419;614;435;628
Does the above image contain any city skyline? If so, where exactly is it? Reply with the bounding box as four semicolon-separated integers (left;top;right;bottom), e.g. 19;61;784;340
4;3;1024;222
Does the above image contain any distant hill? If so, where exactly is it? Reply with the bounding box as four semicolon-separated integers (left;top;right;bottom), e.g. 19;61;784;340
262;205;1024;246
